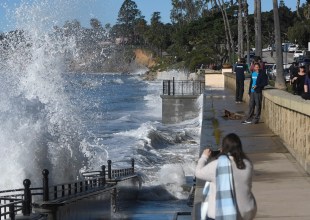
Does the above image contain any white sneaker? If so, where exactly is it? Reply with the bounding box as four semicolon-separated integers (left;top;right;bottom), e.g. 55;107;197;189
241;120;252;124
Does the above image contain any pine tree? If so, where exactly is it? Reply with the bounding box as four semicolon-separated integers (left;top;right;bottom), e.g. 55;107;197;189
117;0;142;42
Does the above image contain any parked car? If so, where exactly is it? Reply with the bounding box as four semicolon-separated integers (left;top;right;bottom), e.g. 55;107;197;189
299;58;310;70
288;44;297;53
293;50;303;58
245;53;255;62
283;68;291;82
295;55;304;63
265;63;276;80
262;46;273;51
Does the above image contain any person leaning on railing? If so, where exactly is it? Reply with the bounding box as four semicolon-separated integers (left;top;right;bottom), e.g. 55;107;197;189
242;62;268;124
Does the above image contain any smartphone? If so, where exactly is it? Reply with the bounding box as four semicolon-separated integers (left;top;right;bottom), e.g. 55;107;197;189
211;150;221;157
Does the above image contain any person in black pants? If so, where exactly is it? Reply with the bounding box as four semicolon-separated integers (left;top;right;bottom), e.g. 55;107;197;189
242;63;268;124
292;65;306;95
235;58;247;103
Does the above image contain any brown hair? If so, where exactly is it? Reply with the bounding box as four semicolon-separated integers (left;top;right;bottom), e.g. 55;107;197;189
254;62;260;68
221;133;248;169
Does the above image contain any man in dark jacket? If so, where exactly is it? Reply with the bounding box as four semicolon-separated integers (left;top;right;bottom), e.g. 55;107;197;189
242;62;268;124
235;58;248;103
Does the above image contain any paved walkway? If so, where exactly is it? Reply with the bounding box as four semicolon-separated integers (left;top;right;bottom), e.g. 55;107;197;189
193;75;310;219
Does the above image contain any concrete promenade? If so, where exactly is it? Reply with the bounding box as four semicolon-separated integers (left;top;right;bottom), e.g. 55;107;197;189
193;75;310;219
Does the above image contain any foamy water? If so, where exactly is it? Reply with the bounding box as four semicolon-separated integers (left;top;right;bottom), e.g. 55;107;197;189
0;0;202;202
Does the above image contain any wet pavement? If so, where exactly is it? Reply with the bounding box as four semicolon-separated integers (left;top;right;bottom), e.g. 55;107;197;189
194;75;310;220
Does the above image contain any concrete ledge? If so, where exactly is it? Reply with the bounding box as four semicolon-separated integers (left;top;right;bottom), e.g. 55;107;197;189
263;89;310;116
160;95;200;99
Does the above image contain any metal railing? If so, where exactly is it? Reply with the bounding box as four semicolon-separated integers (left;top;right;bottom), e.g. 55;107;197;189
0;179;41;220
0;159;135;218
162;78;205;96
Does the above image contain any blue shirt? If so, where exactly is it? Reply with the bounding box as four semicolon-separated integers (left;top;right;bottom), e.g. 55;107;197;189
251;72;258;93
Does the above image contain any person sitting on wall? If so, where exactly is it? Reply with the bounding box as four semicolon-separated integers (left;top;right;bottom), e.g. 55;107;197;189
292;65;306;95
302;69;310;100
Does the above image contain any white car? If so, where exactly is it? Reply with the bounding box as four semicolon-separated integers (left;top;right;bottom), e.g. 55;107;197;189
293;50;303;58
288;45;297;52
262;46;273;51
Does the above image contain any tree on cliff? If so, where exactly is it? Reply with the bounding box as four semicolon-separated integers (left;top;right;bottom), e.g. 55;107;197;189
117;0;142;43
145;12;171;56
170;0;205;25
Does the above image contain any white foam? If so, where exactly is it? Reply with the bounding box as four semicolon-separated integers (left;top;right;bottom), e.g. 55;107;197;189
111;78;124;84
0;0;95;188
156;69;189;80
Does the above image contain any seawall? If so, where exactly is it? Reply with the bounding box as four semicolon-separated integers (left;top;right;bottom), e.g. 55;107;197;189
223;72;310;174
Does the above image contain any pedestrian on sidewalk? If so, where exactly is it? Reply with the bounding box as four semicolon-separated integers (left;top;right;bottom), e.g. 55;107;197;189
195;133;257;220
292;65;306;95
235;58;248;103
302;70;310;100
242;63;268;124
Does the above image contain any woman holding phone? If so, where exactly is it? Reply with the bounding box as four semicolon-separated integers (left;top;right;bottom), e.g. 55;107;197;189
195;133;257;220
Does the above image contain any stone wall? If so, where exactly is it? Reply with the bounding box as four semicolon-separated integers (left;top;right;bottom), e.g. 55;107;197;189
160;95;200;124
263;90;310;173
223;72;310;173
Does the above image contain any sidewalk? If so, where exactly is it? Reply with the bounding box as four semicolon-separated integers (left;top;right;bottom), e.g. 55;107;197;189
193;75;310;219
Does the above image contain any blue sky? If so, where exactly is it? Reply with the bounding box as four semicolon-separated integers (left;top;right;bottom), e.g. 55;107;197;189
0;0;306;32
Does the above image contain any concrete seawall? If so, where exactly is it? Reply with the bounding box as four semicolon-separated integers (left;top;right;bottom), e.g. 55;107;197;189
223;72;310;174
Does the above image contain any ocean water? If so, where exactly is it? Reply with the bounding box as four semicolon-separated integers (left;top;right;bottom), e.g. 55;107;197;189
65;72;202;200
0;0;202;201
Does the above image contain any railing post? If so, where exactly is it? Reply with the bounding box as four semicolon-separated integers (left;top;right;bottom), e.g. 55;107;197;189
108;160;112;179
68;184;72;196
22;179;31;216
163;81;165;95
80;181;83;192
172;77;175;95
62;185;65;197
131;158;135;174
42;169;49;201
168;80;171;95
74;182;78;194
193;80;194;95
9;200;15;220
54;186;57;199
101;165;106;185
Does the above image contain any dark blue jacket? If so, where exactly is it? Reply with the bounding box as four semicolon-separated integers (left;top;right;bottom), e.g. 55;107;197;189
248;70;268;94
235;63;247;81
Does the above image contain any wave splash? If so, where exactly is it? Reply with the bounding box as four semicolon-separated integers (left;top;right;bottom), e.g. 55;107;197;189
0;0;94;188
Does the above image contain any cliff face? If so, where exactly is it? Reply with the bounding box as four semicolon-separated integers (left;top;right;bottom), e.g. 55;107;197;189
134;49;155;69
69;47;155;73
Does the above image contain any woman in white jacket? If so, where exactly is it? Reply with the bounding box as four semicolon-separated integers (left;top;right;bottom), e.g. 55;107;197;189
195;133;257;220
